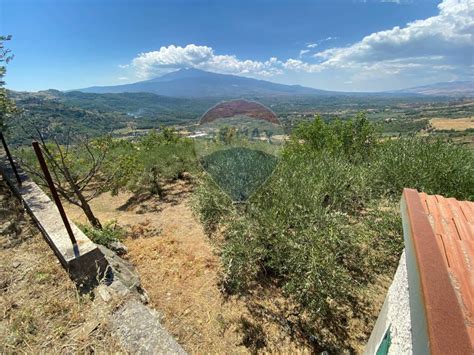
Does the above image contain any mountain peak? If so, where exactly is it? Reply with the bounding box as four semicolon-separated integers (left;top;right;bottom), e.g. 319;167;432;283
148;67;212;83
78;69;331;97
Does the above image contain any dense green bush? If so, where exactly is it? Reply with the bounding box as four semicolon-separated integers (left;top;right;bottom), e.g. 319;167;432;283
200;147;278;201
290;113;378;162
194;113;474;350
371;136;474;200
192;174;234;235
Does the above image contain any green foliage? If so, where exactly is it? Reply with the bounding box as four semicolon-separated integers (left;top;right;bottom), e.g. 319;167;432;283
80;221;124;247
7;100;127;145
217;126;237;144
7;90;219;143
106;128;196;196
0;35;17;131
194;113;474;350
372;136;474;200
192;175;234;235
290;113;378;162
380;118;429;134
219;216;267;292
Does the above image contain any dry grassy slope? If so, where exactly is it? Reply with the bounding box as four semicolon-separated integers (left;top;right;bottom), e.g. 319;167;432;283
0;176;122;353
65;181;318;353
64;180;387;353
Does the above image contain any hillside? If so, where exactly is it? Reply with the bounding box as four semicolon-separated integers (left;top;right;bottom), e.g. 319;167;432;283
393;81;474;97
78;69;474;99
78;68;335;97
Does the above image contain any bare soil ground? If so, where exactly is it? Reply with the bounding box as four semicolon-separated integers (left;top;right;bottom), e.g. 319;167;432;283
0;176;123;353
430;117;474;131
65;180;388;354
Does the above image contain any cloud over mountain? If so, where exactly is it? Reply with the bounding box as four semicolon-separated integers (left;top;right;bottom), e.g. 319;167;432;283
131;44;282;79
122;0;473;89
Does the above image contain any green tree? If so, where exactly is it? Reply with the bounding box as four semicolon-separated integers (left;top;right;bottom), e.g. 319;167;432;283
20;128;115;229
107;129;195;198
291;113;378;162
0;35;17;131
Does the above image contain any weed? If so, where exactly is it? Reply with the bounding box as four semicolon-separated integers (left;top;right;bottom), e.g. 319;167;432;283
80;220;124;247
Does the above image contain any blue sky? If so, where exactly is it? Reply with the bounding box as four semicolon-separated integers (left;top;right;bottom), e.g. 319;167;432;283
1;0;473;92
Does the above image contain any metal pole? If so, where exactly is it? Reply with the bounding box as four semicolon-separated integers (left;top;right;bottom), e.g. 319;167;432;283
0;131;22;186
32;141;78;247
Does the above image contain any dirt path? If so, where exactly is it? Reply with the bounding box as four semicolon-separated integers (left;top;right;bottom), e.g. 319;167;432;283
65;181;314;353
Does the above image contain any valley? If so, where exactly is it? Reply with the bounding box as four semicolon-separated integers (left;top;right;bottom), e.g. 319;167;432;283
2;0;474;352
6;73;474;148
2;66;474;354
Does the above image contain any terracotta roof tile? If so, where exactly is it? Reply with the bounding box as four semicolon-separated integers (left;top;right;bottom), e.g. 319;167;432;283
417;191;474;347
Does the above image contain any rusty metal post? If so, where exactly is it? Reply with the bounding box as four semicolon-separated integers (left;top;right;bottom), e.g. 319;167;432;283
32;141;78;247
0;131;22;186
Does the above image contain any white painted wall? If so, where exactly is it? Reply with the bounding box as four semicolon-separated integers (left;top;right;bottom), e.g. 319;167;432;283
365;250;413;354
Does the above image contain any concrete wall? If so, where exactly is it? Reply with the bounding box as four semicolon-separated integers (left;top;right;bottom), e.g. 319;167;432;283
0;150;109;285
364;250;413;354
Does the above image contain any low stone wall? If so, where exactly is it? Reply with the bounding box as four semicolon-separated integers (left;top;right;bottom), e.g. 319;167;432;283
0;150;109;285
1;149;187;353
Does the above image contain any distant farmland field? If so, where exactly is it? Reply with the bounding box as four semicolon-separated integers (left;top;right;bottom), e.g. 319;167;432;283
430;117;474;131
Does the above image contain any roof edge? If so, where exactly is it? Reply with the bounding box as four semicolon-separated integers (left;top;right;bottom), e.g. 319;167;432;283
401;188;472;354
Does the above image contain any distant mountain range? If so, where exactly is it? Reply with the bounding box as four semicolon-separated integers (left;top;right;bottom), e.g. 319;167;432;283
392;81;474;97
78;68;334;97
74;68;472;99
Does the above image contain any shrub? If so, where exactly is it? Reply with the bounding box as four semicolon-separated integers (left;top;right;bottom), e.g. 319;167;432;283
290;113;379;162
200;147;278;201
106;128;197;196
194;113;474;350
371;136;474;200
192;175;233;235
219;216;267;292
80;220;124;247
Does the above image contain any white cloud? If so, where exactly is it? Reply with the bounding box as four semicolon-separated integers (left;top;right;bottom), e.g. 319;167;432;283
282;59;323;73
124;0;473;90
312;0;474;78
131;44;282;78
299;49;310;57
118;64;129;69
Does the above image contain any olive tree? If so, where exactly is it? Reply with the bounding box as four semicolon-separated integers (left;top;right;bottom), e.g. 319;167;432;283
20;126;115;229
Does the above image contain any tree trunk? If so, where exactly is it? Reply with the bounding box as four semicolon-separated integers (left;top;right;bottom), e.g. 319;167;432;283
61;161;103;229
79;196;102;229
150;167;164;198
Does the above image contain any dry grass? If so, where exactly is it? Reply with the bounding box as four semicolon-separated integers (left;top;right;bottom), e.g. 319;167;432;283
65;180;316;352
0;177;123;353
108;197;316;353
64;179;389;353
430;117;474;131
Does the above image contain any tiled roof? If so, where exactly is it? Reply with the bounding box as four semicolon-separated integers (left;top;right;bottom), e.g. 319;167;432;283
402;189;473;353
